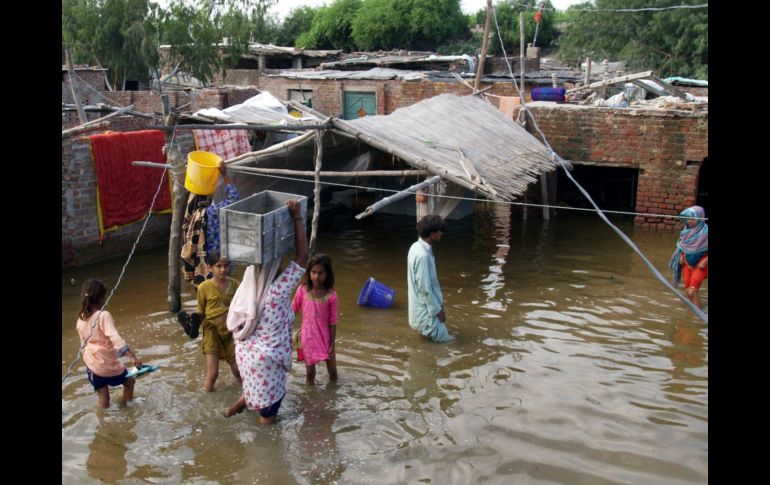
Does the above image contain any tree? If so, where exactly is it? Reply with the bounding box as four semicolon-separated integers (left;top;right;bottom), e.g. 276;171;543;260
351;0;410;51
477;0;557;57
406;0;469;51
296;0;363;51
556;0;708;79
350;0;469;52
62;0;158;89
275;6;318;47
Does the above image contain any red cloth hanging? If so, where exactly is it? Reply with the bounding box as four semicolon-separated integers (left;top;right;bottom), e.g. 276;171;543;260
89;130;171;238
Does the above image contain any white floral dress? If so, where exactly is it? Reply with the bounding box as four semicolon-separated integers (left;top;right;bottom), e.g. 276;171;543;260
236;261;305;410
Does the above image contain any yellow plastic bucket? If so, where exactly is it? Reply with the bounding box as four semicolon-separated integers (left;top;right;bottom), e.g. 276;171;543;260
184;151;222;195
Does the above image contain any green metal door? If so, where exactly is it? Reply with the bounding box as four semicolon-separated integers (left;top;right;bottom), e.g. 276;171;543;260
343;92;376;120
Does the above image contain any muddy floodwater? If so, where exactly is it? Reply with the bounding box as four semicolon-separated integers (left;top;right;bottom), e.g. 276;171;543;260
61;206;707;484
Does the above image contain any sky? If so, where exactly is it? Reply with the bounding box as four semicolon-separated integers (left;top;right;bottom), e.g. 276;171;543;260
268;0;583;20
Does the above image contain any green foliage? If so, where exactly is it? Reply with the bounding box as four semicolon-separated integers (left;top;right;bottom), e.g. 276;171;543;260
475;0;557;56
301;0;363;51
351;0;469;52
275;6;318;47
351;0;410;51
407;0;469;51
556;0;708;79
63;0;158;88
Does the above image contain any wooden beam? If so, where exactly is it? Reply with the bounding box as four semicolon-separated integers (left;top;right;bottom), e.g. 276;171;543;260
520;12;526;100
164;103;186;314
648;74;688;99
309;129;323;254
356;175;443;220
566;70;654;94
61;104;135;139
152;123;328;132
61;121;110;140
473;0;493;93
134;161;428;178
65;48;88;124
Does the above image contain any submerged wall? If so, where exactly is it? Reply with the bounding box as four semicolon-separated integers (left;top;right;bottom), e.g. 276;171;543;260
524;102;708;230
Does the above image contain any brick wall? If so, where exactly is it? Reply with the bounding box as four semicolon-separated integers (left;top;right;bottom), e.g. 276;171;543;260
62;123;195;269
524;103;708;229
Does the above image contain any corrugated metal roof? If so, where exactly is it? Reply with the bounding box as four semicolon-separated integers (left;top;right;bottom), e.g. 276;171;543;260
331;94;561;201
272;68;427;81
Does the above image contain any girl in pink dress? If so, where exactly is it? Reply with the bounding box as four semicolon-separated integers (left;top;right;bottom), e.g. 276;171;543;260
76;279;142;408
292;254;338;385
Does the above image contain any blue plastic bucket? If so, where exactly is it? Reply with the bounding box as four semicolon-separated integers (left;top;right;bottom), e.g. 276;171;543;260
531;87;566;103
357;277;396;308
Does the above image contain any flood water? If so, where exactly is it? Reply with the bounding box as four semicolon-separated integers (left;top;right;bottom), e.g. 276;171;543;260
61;205;707;484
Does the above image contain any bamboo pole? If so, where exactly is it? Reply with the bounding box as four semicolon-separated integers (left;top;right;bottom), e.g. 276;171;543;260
61;104;135;139
473;0;493;93
152;123;328;132
164;102;186;314
65;48;88;124
61;121;111;140
229;166;428;178
356;175;443;220
133;161;427;178
309;129;323;254
519;13;526;101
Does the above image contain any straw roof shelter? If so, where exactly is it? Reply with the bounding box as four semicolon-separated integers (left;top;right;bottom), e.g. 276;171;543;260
330;93;563;201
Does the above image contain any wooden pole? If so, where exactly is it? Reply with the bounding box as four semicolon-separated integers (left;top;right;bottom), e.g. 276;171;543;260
357;175;443;220
134;162;427;178
152;123;329;132
309;129;323;254
164;100;186;314
584;56;591;85
61;104;136;139
519;13;526;101
539;172;549;220
473;0;494;93
65;48;88;124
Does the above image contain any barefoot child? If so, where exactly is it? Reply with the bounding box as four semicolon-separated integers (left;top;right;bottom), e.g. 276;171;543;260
76;279;142;408
197;252;242;391
292;254;339;385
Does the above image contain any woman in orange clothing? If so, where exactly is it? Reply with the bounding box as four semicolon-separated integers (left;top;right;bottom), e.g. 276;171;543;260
669;206;708;309
76;279;142;408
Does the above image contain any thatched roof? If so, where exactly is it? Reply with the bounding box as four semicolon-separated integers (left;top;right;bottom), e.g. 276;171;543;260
331;93;561;201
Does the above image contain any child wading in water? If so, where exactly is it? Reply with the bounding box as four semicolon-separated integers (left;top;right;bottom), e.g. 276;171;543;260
292;254;339;385
76;279;142;408
197;252;242;391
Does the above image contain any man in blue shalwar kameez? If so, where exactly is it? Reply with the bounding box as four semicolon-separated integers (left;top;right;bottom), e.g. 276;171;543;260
407;215;452;342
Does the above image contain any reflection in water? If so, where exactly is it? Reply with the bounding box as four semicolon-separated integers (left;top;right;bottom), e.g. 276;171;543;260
87;412;136;483
287;386;347;483
62;207;707;484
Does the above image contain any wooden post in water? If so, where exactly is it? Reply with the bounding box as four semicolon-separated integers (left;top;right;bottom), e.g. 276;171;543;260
309;129;323;254
473;0;493;93
164;97;187;313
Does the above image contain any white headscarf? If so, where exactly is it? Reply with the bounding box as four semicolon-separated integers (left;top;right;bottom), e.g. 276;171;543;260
226;260;281;341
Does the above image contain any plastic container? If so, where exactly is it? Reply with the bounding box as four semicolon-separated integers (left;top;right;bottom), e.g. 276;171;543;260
357;277;396;308
530;87;566;103
184;151;222;195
